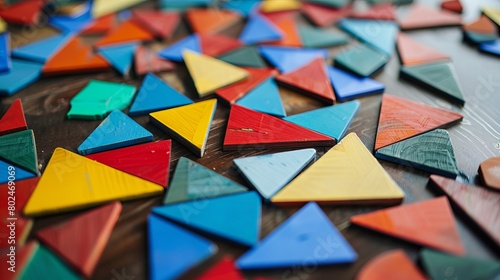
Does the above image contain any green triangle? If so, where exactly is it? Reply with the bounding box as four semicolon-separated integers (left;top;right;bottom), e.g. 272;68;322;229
19;244;81;280
335;44;389;77
217;46;267;68
298;25;348;48
0;129;38;174
307;0;350;8
163;157;248;204
400;62;465;106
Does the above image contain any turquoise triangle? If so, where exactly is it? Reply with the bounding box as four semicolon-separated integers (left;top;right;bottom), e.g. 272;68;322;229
157;34;201;61
12;33;73;63
240;15;283;45
98;43;137;76
298;25;349;48
19;245;81;280
328;66;385;101
221;0;261;16
236;78;286;117
339;19;398;56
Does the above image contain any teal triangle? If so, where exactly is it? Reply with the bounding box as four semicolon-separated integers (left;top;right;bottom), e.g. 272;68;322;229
334;44;389;77
157;34;201;61
236;78;286;117
0;59;42;96
148;214;217;280
236;202;358;269
129;74;193;116
218;46;267;68
77;110;153;155
160;0;214;10
464;31;496;44
154;192;261;246
233;149;316;200
400;62;465;105
284;101;360;141
221;0;261;16
375;129;460;178
259;46;328;73
163;157;248;205
339;19;398;56
98;43;137;76
19;244;80;280
298;24;349;48
12;33;73;63
307;0;350;8
0;160;35;184
328;66;385;101
0;129;38;175
240;15;283;45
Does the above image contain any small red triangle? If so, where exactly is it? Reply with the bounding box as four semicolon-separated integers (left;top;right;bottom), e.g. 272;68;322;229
0;99;28;136
263;15;302;47
397;33;450;66
216;68;277;104
224;105;336;150
441;0;463;14
197;256;245;280
275;58;335;104
94;20;155;47
349;3;396;21
185;8;241;34
260;9;300;22
301;3;351;27
86;140;171;187
131;9;180;39
135;46;175;76
80;14;116;35
0;0;43;25
36;202;122;278
463;15;496;34
0;241;37;280
200;34;243;57
399;4;462;30
351;197;465;255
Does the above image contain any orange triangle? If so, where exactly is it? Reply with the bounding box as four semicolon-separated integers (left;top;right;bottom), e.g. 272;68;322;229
264;15;302;47
200;34;243;57
397;33;450;66
463;15;496;34
0;0;43;25
399;4;462;30
374;94;463;150
185;8;241;34
356;250;427;280
0;99;28;136
94;20;154;47
351;197;465;255
80;14;116;35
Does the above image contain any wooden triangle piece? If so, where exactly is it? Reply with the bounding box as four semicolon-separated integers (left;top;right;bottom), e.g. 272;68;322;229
0;160;36;184
399;4;462;30
36;202;122;278
463;15;496;34
339;19;398;56
351;197;465;255
297;24;348;48
307;0;349;8
134;46;175;76
197;256;245;280
334;44;389;77
0;0;43;25
80;14;116;35
12;33;74;63
186;8;241;34
94;20;154;47
397;33;450;66
91;0;146;18
441;0;463;14
131;10;180;39
0;129;38;175
239;15;283;45
157;34;201;62
263;16;302;47
374;94;463;150
220;0;261;17
258;45;328;73
356;250;427;280
483;7;500;28
301;2;351;27
200;33;243;57
349;3;396;21
479;157;500;190
19;244;81;279
0;241;36;280
236;78;286;117
328;66;385;101
217;46;267;68
260;0;301;13
215;68;277;104
97;42;137;76
0;99;28;136
0;32;10;72
0;59;43;96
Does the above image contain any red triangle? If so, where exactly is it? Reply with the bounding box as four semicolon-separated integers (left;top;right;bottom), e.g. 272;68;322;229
94;20;155;47
0;99;28;136
0;241;37;280
275;58;335;104
349;3;396;21
216;68;277;104
224;105;336;150
441;0;463;14
185;8;241;34
351;197;465;255
463;15;496;34
260;9;300;22
131;9;180;39
399;4;462;30
86;140;171;187
36;202;122;278
263;15;302;47
374;94;463;150
0;0;43;25
200;34;243;57
135;46;175;76
429;175;500;250
80;14;116;35
197;256;245;280
301;3;351;27
397;33;450;66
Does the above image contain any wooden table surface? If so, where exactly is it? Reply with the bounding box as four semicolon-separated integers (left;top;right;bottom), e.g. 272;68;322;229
3;0;500;279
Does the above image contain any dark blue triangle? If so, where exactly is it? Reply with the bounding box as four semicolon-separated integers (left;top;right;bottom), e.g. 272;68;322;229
97;43;138;76
0;160;35;184
48;5;93;33
0;32;11;72
480;39;500;56
12;33;73;63
259;46;328;73
236;78;286;117
339;19;398;56
328;66;385;101
157;34;201;62
240;15;283;45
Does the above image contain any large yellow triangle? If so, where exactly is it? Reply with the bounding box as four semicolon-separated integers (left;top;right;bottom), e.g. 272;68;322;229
183;50;249;97
261;0;301;12
271;133;405;205
149;99;217;157
24;148;163;217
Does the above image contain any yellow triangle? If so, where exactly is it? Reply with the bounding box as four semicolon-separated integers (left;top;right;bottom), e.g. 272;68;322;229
92;0;145;17
24;148;163;217
261;0;302;12
183;50;249;97
483;7;500;26
0;18;6;33
149;99;217;157
271;133;404;205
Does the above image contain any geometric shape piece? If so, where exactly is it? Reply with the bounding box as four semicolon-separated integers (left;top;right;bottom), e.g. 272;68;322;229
18;244;81;280
157;34;202;62
374;94;463;150
328;66;385;101
263;15;302;47
134;45;175;76
339;18;398;56
163;157;248;205
217;46;267;68
80;14;115;35
0;32;11;72
297;24;349;48
463;31;497;45
0;129;38;175
186;8;241;34
236;78;287;117
154;192;261;246
479;157;500;191
483;7;500;28
221;0;261;16
271;133;404;205
131;10;180;39
334;44;389;77
0;0;44;25
306;0;350;8
398;4;462;30
223;105;336;151
36;202;122;278
480;39;500;56
215;68;277;104
67;80;137;120
301;2;352;27
196;256;245;280
97;42;137;76
375;129;460;178
23;148;163;216
129;73;193;116
0;241;36;280
48;10;93;33
259;45;328;73
350;197;465;255
199;33;243;57
94;20;154;47
159;0;213;10
400;61;465;106
260;0;302;13
233;149;316;200
91;0;146;18
77;110;153;155
150;99;217;157
0;160;35;184
236;202;357;269
349;3;396;21
12;33;73;64
397;33;450;66
0;98;28;136
463;15;497;34
441;0;463;14
356;250;427;280
0;59;42;96
148;214;217;280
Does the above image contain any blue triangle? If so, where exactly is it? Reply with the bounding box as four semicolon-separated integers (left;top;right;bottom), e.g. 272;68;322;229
259;46;328;73
233;149;316;200
328;66;385;101
240;15;283;45
236;78;286;117
98;43;138;76
480;39;500;56
221;0;261;16
12;33;73;63
48;6;93;33
153;192;261;246
0;59;42;97
157;34;201;62
339;19;398;56
129;74;193;116
0;160;35;184
77;110;153;155
148;214;217;280
118;9;132;21
236;202;357;269
0;32;11;72
284;101;360;141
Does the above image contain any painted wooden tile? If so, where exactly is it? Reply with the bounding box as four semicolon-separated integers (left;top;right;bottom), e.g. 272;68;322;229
301;2;351;27
48;9;92;33
0;59;42;96
18;244;80;280
334;44;389;77
36;202;121;278
215;68;276;104
236;78;286;117
58;2;90;16
397;33;450;66
480;39;500;56
441;0;463;14
0;0;44;25
23;148;163;217
131;10;180;39
94;20;154;47
263;15;302;47
351;197;465;255
91;0;146;18
463;31;496;44
80;14;115;34
0;241;36;280
463;15;497;34
218;46;267;68
349;3;396;21
0;32;11;72
328;66;385;101
271;133;404;205
0;160;35;184
259;45;328;73
483;7;500;28
196;256;245;280
221;0;260;16
150;99;217;157
199;33;243;57
0;19;5;34
12;33;73;64
236;202;357;269
239;15;283;45
0;99;28;136
0;129;38;175
159;0;212;11
260;0;301;13
157;34;201;62
186;8;241;34
134;46;175;76
356;250;427;280
307;0;349;8
339;19;398;56
298;24;348;48
478;157;500;190
398;4;462;30
97;42;137;76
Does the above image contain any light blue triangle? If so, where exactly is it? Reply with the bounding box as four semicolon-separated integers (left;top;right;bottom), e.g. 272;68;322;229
221;0;261;17
12;33;73;63
0;160;35;184
259;46;328;73
240;15;283;45
129;74;193;116
236;202;357;269
148;214;217;280
0;59;42;97
284;101;360;141
98;43;138;76
328;67;385;101
339;19;398;56
0;32;11;72
77;110;153;155
236;78;286;117
157;34;201;62
234;149;316;200
154;192;261;246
